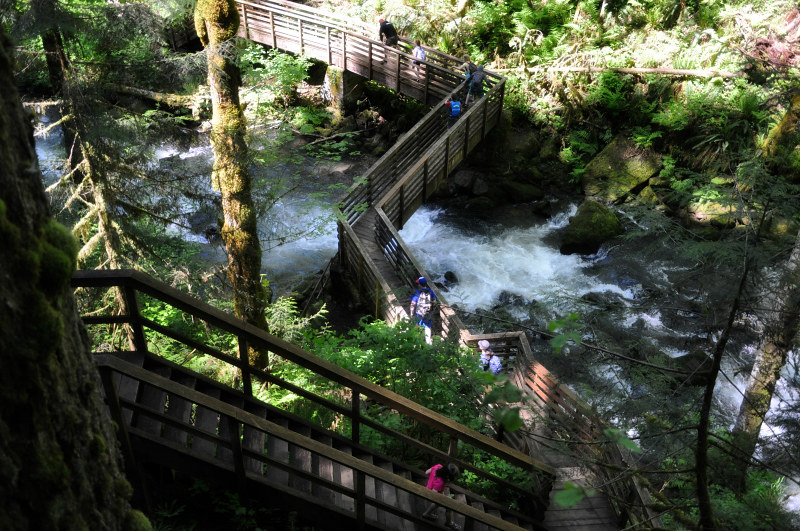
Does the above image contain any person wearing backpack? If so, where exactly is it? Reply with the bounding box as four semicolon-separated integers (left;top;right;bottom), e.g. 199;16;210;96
445;99;461;127
410;276;437;344
460;55;477;81
467;65;487;104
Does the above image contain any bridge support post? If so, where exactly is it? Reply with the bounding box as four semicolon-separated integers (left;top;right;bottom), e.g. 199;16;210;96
326;66;366;117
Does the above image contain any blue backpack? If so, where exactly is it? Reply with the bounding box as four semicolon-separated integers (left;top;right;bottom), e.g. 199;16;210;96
449;101;461;117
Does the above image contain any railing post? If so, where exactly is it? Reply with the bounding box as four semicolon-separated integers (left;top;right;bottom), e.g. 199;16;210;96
463;114;470;156
122;285;147;352
241;5;249;39
99;365;151;512
238;336;253;397
398;183;404;229
481;96;488;139
226;415;247;496
423;68;429;103
351;388;360;445
269;11;276;48
423;159;428;200
326;26;331;64
445;135;451;176
298;18;304;55
341;32;347;70
368;41;373;80
447;436;459;458
395;52;401;91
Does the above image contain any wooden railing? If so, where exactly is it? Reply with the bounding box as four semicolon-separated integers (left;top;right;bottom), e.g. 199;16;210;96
96;352;542;530
501;336;664;529
73;269;555;525
235;0;476;105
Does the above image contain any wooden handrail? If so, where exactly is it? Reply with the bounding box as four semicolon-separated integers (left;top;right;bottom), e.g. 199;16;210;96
72;270;555;486
96;353;533;531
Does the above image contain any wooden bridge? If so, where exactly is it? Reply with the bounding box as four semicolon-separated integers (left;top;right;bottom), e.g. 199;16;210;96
72;1;663;529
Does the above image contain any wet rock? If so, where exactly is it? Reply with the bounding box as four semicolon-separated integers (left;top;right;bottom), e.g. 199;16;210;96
580;291;625;310
560;200;623;255
582;135;661;204
495;181;545;204
444;271;459;285
472;177;490;196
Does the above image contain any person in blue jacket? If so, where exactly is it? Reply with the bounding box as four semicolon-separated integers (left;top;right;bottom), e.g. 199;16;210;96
410;276;437;344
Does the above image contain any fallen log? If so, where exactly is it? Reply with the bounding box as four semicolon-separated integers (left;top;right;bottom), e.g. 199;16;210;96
492;65;742;78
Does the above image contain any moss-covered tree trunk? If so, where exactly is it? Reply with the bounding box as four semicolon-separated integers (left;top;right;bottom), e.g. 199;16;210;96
763;93;800;159
0;27;147;530
730;230;800;491
195;0;271;369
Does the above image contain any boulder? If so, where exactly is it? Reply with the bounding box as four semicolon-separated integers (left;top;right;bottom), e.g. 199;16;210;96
582;135;661;203
495;181;545;203
560;200;623;255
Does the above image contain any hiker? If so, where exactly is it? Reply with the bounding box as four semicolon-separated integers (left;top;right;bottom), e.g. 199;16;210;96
467;65;487;104
460;55;478;81
445;99;461;127
410;276;436;345
378;18;399;47
421;463;461;530
478;339;502;375
412;39;426;79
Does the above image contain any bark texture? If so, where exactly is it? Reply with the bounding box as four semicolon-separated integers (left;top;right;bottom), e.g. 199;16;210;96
195;0;271;368
0;28;148;530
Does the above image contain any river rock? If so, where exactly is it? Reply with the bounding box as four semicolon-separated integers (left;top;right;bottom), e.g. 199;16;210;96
582;135;661;203
560;200;623;255
444;271;459;285
495;181;545;204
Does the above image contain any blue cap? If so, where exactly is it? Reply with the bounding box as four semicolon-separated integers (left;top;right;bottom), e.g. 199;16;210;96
417;276;427;285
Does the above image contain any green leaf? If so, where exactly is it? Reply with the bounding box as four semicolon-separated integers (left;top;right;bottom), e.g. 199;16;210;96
553;483;587;507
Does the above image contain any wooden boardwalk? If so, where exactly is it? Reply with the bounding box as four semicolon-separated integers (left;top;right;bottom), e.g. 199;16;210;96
83;1;664;528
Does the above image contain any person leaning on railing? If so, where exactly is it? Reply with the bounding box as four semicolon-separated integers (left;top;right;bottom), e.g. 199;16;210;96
378;18;399;47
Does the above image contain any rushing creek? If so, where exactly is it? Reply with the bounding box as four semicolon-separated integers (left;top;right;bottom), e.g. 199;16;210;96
34;112;799;510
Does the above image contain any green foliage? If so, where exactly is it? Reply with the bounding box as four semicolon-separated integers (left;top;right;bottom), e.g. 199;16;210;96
553;481;596;508
548;313;583;353
631;125;662;149
586;72;633;117
240;44;311;108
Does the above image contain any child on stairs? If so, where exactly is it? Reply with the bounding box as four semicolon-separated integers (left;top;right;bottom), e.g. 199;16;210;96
421;463;461;530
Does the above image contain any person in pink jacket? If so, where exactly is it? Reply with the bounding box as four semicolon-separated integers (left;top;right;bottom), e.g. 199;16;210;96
421;463;461;530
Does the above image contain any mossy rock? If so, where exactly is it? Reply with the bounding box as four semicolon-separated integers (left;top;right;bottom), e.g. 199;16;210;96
582;135;661;203
494;181;545;204
560;200;623;255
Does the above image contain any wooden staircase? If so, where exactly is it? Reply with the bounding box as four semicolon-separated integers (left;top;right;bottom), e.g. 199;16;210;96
76;270;554;531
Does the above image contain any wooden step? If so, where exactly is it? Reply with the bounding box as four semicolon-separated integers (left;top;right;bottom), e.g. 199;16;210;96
162;371;196;446
332;443;355;512
375;460;400;529
135;365;170;436
243;402;268;476
266;418;290;485
289;424;313;493
311;432;335;504
357;454;379;522
470;501;489;531
191;384;221;457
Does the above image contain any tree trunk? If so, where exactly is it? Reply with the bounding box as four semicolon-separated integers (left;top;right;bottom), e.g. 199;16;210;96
730;229;800;491
696;261;750;530
195;0;272;369
0;27;145;529
763;94;800;159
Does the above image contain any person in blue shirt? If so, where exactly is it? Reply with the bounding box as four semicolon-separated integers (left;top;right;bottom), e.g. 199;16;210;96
445;99;461;127
478;339;502;374
410;276;437;344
